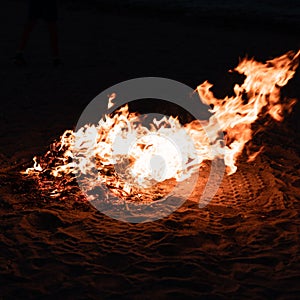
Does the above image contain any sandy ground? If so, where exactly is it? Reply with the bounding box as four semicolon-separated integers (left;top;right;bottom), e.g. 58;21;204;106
0;1;300;299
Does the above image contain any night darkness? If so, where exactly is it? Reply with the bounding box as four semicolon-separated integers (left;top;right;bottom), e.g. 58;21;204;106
0;0;300;299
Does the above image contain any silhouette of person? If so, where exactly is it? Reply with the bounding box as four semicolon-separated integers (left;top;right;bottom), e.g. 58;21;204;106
13;0;62;66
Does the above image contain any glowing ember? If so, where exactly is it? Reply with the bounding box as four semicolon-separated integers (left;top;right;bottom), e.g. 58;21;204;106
23;50;299;202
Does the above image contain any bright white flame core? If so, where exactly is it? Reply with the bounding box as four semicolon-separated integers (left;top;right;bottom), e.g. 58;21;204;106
111;115;199;188
23;50;300;209
129;135;185;186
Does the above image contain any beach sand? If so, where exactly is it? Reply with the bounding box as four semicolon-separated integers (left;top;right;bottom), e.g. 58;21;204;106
0;1;300;299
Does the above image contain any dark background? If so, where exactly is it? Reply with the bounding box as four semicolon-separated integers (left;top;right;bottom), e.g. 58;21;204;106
1;0;299;158
0;1;299;299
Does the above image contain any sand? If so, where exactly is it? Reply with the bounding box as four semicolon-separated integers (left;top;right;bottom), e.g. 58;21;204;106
0;1;300;299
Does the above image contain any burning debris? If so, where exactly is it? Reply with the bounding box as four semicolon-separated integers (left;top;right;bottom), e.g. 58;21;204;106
23;50;300;203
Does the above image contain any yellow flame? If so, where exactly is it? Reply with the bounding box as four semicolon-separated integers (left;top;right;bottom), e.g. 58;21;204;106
196;50;299;173
24;50;299;200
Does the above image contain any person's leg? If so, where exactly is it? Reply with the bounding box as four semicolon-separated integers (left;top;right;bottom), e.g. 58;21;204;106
13;20;37;65
44;0;61;65
47;21;59;58
18;20;37;52
47;21;62;66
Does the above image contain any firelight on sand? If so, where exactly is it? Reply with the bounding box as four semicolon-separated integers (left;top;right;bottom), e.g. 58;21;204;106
23;50;299;202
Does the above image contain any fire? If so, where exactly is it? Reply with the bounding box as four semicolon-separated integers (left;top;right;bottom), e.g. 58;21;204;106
195;50;299;173
23;50;299;202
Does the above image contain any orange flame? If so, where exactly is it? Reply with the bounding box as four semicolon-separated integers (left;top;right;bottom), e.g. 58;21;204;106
23;50;299;201
195;50;299;173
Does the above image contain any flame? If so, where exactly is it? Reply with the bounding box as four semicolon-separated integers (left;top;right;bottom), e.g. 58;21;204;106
23;50;299;202
107;93;117;109
196;50;299;173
